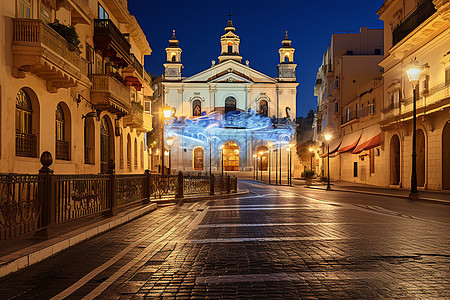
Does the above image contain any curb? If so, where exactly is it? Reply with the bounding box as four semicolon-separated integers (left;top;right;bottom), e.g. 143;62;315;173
151;189;249;204
306;186;450;206
0;203;157;278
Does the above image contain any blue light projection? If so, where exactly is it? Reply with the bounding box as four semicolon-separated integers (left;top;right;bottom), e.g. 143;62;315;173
165;109;295;148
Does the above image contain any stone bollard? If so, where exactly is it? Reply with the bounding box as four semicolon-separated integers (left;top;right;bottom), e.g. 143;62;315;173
35;151;56;238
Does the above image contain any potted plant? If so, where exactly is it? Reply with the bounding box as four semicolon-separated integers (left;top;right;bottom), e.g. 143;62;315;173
304;170;315;186
48;20;81;51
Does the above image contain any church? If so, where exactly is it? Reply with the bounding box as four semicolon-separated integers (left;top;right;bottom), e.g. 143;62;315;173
161;19;298;173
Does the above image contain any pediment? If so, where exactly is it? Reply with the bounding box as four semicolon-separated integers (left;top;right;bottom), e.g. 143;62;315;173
183;60;276;83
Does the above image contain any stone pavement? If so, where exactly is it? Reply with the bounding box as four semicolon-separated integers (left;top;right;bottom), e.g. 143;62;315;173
0;182;449;299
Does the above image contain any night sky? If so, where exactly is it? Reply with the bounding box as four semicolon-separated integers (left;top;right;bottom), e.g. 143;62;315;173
127;0;385;118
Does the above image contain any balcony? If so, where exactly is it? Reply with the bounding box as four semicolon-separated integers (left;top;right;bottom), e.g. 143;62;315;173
12;19;82;93
123;101;153;132
94;19;131;67
90;74;131;116
392;0;437;46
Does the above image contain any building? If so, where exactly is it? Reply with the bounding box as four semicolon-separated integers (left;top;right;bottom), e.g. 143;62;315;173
378;0;450;190
0;0;153;174
312;27;384;178
158;20;299;174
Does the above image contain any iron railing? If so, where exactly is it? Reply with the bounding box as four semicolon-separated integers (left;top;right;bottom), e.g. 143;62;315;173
93;19;131;58
56;140;70;160
1;152;238;240
16;132;37;158
392;0;436;46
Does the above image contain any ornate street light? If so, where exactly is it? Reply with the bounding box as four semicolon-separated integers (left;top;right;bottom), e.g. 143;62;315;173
167;137;174;174
268;142;273;184
406;59;422;199
161;105;174;174
324;134;332;190
253;154;257;180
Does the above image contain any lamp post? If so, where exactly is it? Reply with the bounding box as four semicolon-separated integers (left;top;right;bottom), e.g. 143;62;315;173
162;105;174;174
287;144;292;185
325;134;332;190
406;59;422;199
275;147;278;185
259;151;263;182
268;142;273;184
253;154;257;180
167;137;174;174
220;145;224;177
309;147;314;172
279;141;282;185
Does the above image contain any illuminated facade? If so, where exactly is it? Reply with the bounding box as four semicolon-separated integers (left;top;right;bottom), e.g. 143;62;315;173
0;0;153;174
160;20;298;172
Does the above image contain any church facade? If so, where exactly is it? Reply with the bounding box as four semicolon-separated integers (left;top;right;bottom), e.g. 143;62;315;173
161;20;298;173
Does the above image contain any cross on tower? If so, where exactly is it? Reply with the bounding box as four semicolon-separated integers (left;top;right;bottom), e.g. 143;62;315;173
228;10;233;21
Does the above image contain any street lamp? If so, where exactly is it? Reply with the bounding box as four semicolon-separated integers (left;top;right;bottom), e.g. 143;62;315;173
220;145;224;177
287;144;293;185
167;137;174;174
253;154;257;180
161;105;174;174
259;151;264;181
406;59;421;199
324;134;332;190
268;142;273;184
309;147;314;172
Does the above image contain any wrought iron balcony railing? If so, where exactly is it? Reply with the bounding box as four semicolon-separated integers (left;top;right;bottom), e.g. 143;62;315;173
15;132;37;158
56;140;70;160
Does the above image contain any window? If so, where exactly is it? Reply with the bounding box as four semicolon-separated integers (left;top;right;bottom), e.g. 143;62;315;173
18;0;32;18
445;68;450;86
127;134;131;171
171;55;176;62
98;3;109;19
119;133;124;169
353;162;358;177
55;104;70;160
259;100;268;116
225;97;236;114
84;117;95;165
227;42;233;53
40;4;51;23
192;100;202;117
134;138;138;169
370;148;375;174
334;102;339;113
346;108;350;122
16;89;36;157
374;49;381;55
86;44;94;76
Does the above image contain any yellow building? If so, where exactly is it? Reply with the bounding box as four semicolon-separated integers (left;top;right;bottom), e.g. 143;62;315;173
378;0;450;190
0;0;153;174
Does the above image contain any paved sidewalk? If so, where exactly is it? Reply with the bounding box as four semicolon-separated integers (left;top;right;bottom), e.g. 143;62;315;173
293;179;450;205
0;190;248;278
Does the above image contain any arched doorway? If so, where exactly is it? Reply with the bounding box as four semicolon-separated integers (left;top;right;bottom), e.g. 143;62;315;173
390;134;400;185
127;133;131;172
55;103;71;161
100;116;114;173
443;121;450;189
259;100;268;116
84;117;95;164
15;88;39;158
223;141;239;171
193;147;204;170
256;146;268;171
416;129;425;187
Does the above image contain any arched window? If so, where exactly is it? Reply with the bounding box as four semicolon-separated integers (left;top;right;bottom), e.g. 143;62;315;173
256;146;269;171
171;54;176;62
141;141;144;169
84;117;95;164
100;116;114;173
134;138;138;169
223;141;239;171
225;96;236;114
228;42;233;53
55;104;69;160
16;88;37;157
259;100;268;116
126;134;131;172
193;147;204;170
284;54;289;63
119;133;124;169
193;99;202;117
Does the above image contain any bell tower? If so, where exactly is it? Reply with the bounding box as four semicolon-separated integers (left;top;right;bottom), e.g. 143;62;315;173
218;14;242;64
164;30;183;81
277;31;296;82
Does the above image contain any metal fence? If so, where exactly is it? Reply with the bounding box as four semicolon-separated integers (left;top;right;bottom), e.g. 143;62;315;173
0;152;238;240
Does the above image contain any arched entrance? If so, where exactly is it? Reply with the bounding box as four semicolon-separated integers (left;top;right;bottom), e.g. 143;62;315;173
390;134;400;185
256;146;268;171
443;121;450;189
223;141;239;171
193;147;204;170
416;129;425;187
100;116;114;173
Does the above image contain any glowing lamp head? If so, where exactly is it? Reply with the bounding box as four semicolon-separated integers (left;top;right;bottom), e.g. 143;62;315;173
164;150;169;156
235;150;240;155
406;59;421;87
309;148;314;152
167;137;174;147
253;154;257;158
324;134;332;141
268;142;273;148
163;105;174;120
220;145;224;150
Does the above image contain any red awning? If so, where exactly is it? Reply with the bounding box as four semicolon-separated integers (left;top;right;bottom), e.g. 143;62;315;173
320;138;341;158
338;130;361;153
352;125;381;154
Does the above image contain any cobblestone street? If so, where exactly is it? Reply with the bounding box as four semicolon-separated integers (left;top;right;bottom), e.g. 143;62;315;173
1;181;450;299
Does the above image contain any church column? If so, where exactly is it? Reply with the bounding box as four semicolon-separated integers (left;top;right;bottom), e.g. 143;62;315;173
276;86;279;123
245;86;250;111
